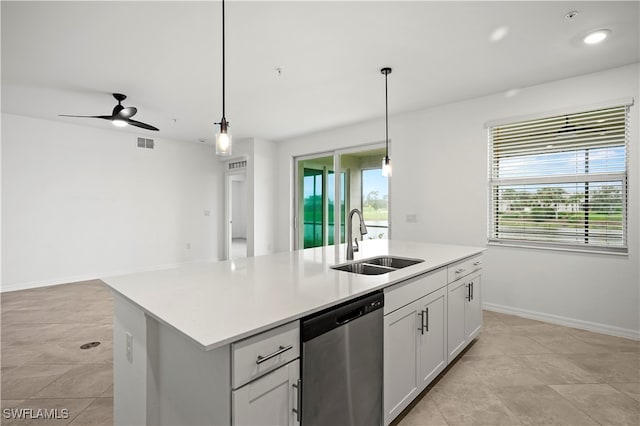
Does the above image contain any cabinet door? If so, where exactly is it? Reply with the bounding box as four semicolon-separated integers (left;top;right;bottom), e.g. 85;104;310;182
232;360;300;426
418;288;447;389
466;275;482;341
447;279;468;363
383;300;421;426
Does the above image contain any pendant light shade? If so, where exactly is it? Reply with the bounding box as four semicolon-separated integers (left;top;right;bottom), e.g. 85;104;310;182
215;0;232;156
381;67;392;177
382;156;392;177
216;118;232;156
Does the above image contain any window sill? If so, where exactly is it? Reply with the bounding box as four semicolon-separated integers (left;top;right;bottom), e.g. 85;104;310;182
487;240;628;256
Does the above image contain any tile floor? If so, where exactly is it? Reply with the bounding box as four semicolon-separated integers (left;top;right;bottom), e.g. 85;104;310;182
1;281;113;425
395;310;640;426
1;280;639;425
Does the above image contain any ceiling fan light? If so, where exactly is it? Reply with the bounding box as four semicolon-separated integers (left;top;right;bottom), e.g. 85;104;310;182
112;119;128;127
584;29;610;45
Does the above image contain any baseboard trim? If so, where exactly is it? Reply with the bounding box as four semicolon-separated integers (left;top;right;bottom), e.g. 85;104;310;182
483;302;640;341
1;258;221;293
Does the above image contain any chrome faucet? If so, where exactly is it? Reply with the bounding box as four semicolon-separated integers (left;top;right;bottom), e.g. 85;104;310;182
346;208;368;260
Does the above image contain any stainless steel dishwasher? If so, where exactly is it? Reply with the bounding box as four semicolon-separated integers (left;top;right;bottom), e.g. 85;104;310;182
301;291;384;426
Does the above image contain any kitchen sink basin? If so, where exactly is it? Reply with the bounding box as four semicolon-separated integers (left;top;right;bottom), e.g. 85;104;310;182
366;256;424;269
331;256;424;275
331;263;394;275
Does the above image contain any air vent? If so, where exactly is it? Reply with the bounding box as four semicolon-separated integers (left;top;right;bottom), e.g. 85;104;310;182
137;138;154;149
228;160;247;170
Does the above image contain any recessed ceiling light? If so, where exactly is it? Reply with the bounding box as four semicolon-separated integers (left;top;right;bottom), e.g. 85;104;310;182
505;88;519;98
584;29;611;45
489;26;509;42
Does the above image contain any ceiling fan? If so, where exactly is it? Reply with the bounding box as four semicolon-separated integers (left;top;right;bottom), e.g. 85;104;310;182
60;93;159;131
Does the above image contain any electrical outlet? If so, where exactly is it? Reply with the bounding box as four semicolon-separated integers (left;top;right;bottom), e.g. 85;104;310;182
186;243;191;250
126;332;133;363
204;210;210;216
406;214;417;223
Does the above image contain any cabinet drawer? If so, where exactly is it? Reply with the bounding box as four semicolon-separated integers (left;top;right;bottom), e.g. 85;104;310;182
232;321;300;389
384;268;447;315
447;254;483;283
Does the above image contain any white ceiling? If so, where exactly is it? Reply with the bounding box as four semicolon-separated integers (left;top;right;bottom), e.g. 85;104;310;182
2;1;638;143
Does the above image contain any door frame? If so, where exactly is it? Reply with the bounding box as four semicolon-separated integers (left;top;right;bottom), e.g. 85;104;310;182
293;151;334;250
292;141;390;251
225;167;248;261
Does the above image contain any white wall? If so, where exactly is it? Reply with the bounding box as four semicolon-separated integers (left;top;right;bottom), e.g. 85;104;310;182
252;138;278;256
230;137;278;257
276;63;640;338
2;114;222;291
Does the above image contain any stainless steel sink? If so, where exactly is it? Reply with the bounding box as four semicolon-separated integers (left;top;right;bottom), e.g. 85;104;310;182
331;263;394;275
331;256;424;275
366;256;424;269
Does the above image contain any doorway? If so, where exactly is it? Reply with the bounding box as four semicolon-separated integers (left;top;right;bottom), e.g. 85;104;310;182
294;144;389;250
226;170;247;260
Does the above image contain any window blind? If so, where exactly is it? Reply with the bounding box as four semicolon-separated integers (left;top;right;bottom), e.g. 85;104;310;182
488;105;629;253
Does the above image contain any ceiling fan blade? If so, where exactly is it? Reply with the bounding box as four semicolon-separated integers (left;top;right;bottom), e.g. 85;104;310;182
59;114;113;120
119;106;137;118
127;119;159;131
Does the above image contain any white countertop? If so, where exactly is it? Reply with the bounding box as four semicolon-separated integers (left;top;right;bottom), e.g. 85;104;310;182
104;240;484;350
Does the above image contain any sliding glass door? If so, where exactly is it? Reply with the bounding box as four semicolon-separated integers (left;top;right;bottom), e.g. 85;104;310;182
295;145;389;250
302;167;324;248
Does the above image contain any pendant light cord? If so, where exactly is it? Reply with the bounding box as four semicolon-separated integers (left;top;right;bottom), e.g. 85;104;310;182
221;0;226;121
384;71;388;157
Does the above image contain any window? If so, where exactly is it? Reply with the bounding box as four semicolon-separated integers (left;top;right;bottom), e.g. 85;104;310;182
488;104;629;253
361;168;389;239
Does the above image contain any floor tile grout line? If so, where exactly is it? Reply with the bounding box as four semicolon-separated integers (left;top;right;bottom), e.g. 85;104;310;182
65;396;99;426
545;383;619;426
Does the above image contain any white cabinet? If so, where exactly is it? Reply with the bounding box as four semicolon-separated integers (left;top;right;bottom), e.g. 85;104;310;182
384;298;421;425
232;360;300;426
418;288;447;388
466;275;482;341
383;271;448;426
447;277;468;362
447;271;482;363
231;321;301;426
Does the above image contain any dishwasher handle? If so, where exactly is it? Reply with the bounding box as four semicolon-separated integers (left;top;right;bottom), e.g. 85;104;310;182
336;307;364;325
301;291;384;342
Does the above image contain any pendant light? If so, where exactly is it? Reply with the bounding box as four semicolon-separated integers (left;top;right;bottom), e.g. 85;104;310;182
215;0;232;156
381;67;392;177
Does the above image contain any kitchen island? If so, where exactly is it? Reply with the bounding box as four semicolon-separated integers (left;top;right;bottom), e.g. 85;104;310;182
104;240;484;425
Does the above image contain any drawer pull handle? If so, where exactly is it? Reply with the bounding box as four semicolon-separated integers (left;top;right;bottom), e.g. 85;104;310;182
256;345;293;365
455;268;465;274
473;261;482;266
